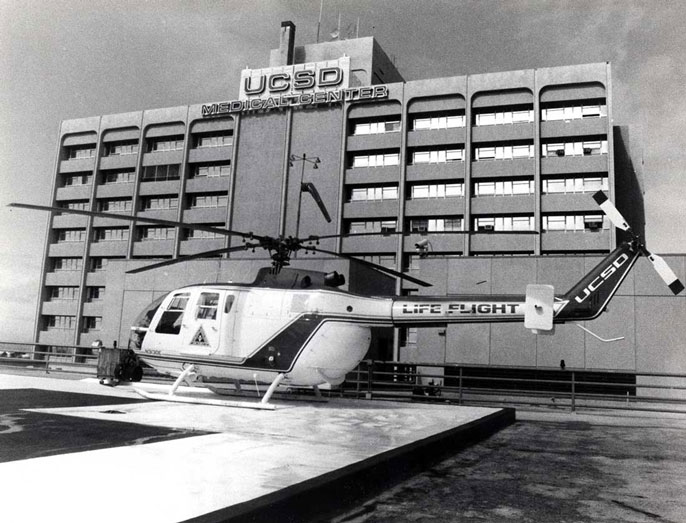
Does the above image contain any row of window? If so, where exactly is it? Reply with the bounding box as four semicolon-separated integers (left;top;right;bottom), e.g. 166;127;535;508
48;286;104;301
44;315;101;331
62;163;231;187
346;177;607;202
345;214;610;233
542;140;608;157
347;104;606;137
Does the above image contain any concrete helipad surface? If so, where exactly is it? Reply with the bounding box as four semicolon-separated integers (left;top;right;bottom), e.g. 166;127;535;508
0;373;512;523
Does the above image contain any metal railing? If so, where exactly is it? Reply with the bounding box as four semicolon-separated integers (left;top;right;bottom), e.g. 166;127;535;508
343;360;686;415
3;345;686;415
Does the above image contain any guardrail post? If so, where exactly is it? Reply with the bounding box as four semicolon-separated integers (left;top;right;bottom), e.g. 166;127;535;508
458;366;463;405
366;360;374;400
45;350;50;374
571;371;576;412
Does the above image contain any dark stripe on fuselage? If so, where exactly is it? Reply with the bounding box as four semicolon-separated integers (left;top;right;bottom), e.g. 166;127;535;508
137;314;384;374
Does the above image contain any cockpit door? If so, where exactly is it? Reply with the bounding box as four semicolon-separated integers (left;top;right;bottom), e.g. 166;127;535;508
181;291;223;356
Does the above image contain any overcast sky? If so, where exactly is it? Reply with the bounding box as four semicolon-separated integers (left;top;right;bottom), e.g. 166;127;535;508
1;0;685;342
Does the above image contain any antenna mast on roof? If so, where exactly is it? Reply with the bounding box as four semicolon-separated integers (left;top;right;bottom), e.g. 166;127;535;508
316;0;323;43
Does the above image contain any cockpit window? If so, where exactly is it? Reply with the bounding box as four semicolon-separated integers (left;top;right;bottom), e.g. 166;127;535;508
156;292;190;335
196;293;219;320
129;293;168;349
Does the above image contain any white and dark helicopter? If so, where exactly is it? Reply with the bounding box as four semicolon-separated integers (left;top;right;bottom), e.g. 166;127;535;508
10;191;683;409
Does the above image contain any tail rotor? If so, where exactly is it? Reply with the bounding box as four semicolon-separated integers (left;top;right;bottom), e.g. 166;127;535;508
593;191;684;295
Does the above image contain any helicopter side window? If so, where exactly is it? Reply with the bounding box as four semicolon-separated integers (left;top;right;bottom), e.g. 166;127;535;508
155;293;190;335
196;293;219;320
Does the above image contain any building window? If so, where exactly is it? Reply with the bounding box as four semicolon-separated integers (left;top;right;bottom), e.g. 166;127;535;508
401;327;418;344
411;148;463;164
410;217;463;232
82;316;102;332
542;214;609;232
49;287;78;301
193;164;231;177
56;229;86;242
358;254;397;268
52;258;83;271
63;173;92;186
474;144;534;160
98;199;132;213
347;220;397;234
147;136;184;152
138;227;176;241
66;145;95;159
193;132;233;148
45;315;76;330
473;179;534;196
352;119;401;135
104;141;139;156
59;201;90;212
541;104;607;121
93;228;129;242
89;257;109;272
542;176;608;194
186;225;224;240
412;114;465;130
474;109;534;126
474;216;534;231
348;185;398;202
142;164;180;182
188;194;229;208
351;152;400;168
87;287;105;301
102;170;135;184
542;140;608;157
409;183;464;199
140;196;178;211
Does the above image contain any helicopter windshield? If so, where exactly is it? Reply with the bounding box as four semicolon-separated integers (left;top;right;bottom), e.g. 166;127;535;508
128;293;168;349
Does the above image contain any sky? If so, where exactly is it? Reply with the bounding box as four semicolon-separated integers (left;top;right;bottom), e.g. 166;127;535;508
1;0;685;342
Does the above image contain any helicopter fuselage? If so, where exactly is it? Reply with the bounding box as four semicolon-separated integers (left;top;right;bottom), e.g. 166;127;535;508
132;283;562;387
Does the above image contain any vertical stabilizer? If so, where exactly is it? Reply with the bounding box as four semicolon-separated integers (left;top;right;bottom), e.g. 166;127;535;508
556;241;640;321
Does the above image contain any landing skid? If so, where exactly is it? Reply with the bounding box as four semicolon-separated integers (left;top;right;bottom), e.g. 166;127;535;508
133;386;277;410
133;366;285;410
207;385;328;403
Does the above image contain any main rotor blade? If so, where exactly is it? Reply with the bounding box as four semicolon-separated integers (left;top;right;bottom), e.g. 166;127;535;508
8;202;266;241
592;191;631;232
645;251;685;295
125;244;259;274
305;229;540;242
302;245;433;287
301;182;332;223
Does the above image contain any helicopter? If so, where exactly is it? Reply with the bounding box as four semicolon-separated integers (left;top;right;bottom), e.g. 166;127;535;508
10;191;683;409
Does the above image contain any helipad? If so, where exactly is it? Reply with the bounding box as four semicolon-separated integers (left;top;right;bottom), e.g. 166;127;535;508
0;373;513;522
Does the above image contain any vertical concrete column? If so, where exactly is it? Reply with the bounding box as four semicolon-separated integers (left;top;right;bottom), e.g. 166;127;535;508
464;77;473;255
126;113;147;259
225;114;241;251
335;102;349;253
74;117;104;344
605;62;616;251
533;71;542;255
33;121;68;345
173;108;192;258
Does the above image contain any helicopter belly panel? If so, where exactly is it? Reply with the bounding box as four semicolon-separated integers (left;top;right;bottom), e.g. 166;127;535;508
288;322;371;386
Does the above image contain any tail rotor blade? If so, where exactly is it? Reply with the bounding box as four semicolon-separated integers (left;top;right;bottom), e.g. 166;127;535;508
592;191;631;232
646;252;685;295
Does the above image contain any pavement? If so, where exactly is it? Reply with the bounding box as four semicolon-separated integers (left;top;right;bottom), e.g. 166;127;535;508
333;410;686;523
0;371;511;523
